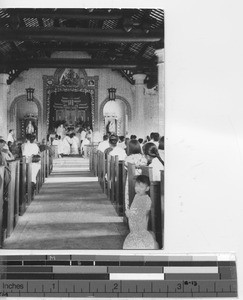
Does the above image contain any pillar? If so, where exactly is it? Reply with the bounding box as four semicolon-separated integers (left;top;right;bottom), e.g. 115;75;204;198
132;73;147;138
0;74;9;139
155;49;165;136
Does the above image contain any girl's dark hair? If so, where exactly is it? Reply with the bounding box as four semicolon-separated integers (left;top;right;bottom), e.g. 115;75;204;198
119;136;125;142
127;139;142;155
143;142;164;166
158;136;164;150
136;175;150;187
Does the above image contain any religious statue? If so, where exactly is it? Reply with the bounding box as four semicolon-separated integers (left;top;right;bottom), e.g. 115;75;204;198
26;120;35;134
106;119;117;134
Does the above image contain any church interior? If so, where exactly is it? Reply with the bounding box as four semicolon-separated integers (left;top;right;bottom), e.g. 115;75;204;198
0;8;164;249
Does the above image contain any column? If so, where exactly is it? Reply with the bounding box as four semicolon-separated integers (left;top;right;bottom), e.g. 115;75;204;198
133;73;147;138
0;74;9;139
155;49;165;136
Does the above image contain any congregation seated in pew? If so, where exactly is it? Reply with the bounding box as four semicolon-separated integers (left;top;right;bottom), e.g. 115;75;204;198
22;134;41;187
104;133;127;161
93;130;165;249
143;142;164;181
97;134;109;153
0;135;51;246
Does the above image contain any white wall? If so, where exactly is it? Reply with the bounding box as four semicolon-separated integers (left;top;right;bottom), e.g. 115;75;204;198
7;66;134;139
7;62;160;140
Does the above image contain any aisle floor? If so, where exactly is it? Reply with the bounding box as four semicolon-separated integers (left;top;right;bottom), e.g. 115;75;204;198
4;157;128;249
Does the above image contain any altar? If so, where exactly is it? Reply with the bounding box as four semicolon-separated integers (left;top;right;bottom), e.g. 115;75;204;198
49;91;92;131
43;68;99;134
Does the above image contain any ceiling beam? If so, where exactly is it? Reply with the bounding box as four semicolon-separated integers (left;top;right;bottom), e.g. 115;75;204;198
0;58;155;70
27;43;111;52
5;9;123;20
0;28;163;43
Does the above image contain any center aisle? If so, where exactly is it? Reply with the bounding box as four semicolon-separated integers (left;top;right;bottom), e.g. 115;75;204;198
4;157;129;249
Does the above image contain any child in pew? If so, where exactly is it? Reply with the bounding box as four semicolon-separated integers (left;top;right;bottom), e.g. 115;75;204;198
123;175;159;249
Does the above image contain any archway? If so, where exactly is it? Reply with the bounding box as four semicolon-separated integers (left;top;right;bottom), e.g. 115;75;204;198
99;96;131;136
9;95;42;141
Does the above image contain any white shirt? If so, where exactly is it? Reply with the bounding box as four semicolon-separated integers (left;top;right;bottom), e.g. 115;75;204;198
80;131;87;140
117;141;126;150
52;139;59;146
7;133;14;143
150;157;164;181
109;146;127;161
22;142;40;157
150;140;159;148
97;140;110;152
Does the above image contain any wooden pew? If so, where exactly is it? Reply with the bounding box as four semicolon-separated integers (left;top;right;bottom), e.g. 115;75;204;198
0;166;4;247
46;149;50;178
14;160;20;226
43;150;46;183
127;162;136;207
89;145;98;176
140;165;163;249
97;150;102;187
106;155;112;200
101;152;107;193
115;158;126;216
26;157;32;205
89;145;93;171
97;150;107;193
19;157;27;215
40;151;45;185
110;155;115;204
160;170;164;249
6;160;19;237
93;147;98;176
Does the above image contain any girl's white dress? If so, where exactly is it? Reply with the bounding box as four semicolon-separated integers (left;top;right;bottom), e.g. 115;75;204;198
123;194;158;249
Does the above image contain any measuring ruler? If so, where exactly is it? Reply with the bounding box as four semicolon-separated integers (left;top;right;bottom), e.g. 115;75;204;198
0;254;237;297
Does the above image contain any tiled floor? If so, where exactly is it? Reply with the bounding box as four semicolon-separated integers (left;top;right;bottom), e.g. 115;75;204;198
4;157;128;249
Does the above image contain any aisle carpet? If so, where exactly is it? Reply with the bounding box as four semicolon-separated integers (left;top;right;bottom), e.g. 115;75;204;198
4;157;128;249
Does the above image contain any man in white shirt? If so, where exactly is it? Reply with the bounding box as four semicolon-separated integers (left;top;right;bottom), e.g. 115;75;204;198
109;134;127;161
97;135;110;152
117;136;126;150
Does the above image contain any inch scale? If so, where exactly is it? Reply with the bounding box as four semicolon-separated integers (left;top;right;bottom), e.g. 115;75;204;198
0;254;237;298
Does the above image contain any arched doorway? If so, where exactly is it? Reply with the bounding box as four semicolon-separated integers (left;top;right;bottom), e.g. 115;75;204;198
103;100;126;136
99;96;131;136
9;95;42;141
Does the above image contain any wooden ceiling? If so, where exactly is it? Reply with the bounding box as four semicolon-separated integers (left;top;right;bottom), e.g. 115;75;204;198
0;8;164;87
